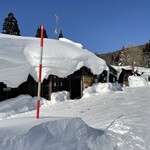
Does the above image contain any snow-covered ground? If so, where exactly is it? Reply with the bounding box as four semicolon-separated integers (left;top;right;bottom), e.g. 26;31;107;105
0;76;150;150
1;34;150;149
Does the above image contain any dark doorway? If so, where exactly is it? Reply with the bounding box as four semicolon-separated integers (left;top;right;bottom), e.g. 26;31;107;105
41;77;51;100
70;78;81;99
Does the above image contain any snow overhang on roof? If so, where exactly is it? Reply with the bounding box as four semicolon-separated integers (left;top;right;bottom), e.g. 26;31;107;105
0;34;107;88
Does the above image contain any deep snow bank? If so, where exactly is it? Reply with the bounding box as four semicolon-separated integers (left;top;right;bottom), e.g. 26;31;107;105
128;76;148;87
83;82;123;98
0;116;115;150
0;95;49;119
0;82;123;120
51;91;70;104
0;34;107;88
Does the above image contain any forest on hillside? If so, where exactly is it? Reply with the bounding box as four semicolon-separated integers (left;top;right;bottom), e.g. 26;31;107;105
98;41;150;68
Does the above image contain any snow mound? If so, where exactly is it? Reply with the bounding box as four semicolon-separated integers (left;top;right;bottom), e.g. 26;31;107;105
83;82;123;98
51;91;70;104
128;76;148;87
0;117;115;150
0;95;48;119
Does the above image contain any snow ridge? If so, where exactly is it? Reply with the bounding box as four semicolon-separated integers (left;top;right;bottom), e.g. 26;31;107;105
0;117;114;150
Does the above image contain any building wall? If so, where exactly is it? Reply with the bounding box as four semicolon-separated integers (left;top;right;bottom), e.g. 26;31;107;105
0;67;109;101
118;69;133;86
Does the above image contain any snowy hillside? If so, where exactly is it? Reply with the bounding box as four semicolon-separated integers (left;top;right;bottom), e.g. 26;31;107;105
0;34;107;88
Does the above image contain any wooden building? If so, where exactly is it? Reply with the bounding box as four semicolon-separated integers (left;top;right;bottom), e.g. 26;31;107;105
118;68;133;86
0;66;110;101
108;65;118;83
0;34;111;101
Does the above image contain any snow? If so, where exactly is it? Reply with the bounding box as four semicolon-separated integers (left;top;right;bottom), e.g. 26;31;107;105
0;95;48;119
0;76;150;149
0;116;115;150
1;34;150;149
0;33;107;88
128;76;148;87
83;82;123;98
113;65;150;77
59;38;83;49
51;91;70;104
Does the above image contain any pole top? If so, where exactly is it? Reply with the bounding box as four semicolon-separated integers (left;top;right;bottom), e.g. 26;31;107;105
41;25;44;30
40;25;44;47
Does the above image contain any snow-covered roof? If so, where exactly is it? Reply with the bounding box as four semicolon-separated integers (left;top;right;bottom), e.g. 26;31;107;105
112;65;150;76
0;34;107;88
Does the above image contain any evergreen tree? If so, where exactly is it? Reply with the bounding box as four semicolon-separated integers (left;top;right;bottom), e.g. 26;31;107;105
58;30;63;39
35;26;48;38
2;12;20;36
110;55;115;65
35;26;40;37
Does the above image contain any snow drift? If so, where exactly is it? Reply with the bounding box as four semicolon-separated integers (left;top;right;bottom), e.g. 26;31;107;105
83;82;123;98
128;76;148;87
0;116;115;150
0;95;49;119
0;83;123;119
51;91;70;104
0;34;107;88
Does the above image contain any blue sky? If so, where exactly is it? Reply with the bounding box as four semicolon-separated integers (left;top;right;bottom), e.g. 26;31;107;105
0;0;150;54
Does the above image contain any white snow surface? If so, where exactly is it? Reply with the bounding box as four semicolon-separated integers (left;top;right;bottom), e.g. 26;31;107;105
0;77;150;149
51;91;70;104
0;34;107;88
83;82;123;98
128;76;148;87
1;35;150;149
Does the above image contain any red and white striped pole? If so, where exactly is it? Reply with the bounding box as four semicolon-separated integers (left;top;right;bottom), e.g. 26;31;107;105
36;25;44;119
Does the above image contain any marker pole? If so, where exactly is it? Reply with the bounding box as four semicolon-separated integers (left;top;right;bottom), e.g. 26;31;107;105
36;25;44;119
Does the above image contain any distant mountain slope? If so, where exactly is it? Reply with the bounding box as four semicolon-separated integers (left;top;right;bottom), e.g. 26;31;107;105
97;44;148;67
